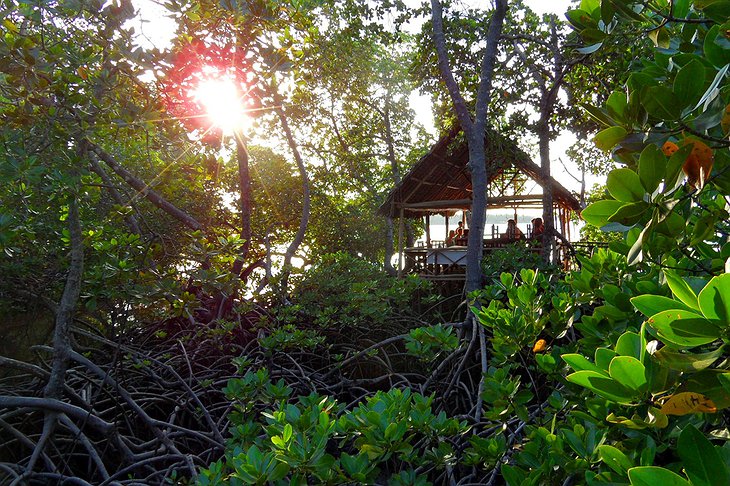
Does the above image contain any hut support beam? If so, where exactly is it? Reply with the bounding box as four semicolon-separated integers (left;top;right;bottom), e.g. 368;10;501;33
425;214;431;248
398;208;404;277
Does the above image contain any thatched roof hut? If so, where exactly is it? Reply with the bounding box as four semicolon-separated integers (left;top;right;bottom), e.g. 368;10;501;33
378;125;581;219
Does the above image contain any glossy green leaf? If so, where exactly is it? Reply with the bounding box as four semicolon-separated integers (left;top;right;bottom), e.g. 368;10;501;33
595;348;618;371
665;270;700;310
638;145;665;193
609;356;648;392
566;9;594;30
698;273;730;323
562;354;608;375
607;168;645;202
595;126;627;151
648;27;670;49
607;201;651;226
648;309;721;347
628;466;690;486
694;63;729;111
665;144;694;190
581;103;616;127
653;346;724;372
606;91;628;120
632;294;694;317
616;332;642;359
501;464;526;486
673;59;706;108
677;424;730;486
567;370;638;403
643;86;681;120
673;0;689;17
598;444;634;475
704;26;730;67
581;200;624;227
680;370;730;409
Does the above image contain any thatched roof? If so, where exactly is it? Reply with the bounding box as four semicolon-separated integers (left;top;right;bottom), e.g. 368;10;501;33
378;125;582;218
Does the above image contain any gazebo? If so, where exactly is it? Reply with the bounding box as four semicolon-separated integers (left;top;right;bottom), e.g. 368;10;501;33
378;125;582;278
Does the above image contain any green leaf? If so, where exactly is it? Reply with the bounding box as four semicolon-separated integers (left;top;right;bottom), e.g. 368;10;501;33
666;144;694;190
627;225;649;266
566;9;595;30
649;27;670;49
665;270;700;310
673;0;690;17
632;294;694;317
606;91;628;120
579;0;599;12
694;63;729;111
596;348;618;371
677;424;730;486
704;26;730;67
643;86;681;120
607;201;651;226
609;356;648;392
680;370;730;408
628;466;690;486
674;59;707;108
581;103;617;127
648;310;721;347
501;464;526;486
595;126;627;151
562;354;609;375
616;332;642;359
607;168;645;202
653;346;724;372
269;462;290;481
698;273;730;322
581;200;625;227
567;370;638;403
638;145;665;193
599;444;634;475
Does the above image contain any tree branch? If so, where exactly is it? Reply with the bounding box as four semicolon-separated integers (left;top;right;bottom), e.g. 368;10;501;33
82;140;203;232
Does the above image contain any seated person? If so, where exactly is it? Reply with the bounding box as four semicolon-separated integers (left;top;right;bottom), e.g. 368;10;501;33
531;217;545;240
501;219;525;240
455;221;465;237
445;230;457;246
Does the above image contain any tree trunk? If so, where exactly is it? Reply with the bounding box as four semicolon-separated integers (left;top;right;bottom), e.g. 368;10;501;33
538;104;554;262
274;96;311;296
384;217;397;276
430;0;507;293
231;135;252;276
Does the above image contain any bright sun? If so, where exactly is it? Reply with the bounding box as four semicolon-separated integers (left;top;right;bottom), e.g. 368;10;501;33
190;76;249;133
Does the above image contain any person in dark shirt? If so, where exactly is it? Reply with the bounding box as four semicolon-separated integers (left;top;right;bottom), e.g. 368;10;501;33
531;217;545;240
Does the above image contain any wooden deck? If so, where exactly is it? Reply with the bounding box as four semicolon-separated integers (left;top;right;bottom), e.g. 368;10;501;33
403;240;609;279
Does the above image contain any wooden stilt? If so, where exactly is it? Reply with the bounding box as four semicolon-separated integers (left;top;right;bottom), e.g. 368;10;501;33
398;207;404;277
425;214;431;248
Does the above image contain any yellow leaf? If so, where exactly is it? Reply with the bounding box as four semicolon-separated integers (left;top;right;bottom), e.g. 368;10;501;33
77;66;88;80
681;138;714;188
661;141;679;157
659;392;717;416
532;339;547;353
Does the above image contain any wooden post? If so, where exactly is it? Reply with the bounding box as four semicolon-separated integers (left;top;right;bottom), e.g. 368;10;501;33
425;214;431;248
398;207;405;277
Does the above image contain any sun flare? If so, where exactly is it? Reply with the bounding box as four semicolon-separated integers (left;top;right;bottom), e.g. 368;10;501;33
190;76;249;133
